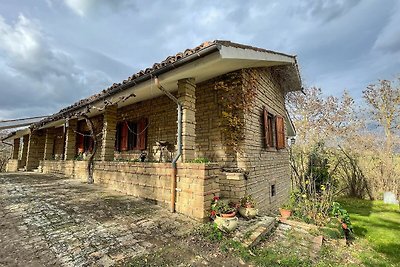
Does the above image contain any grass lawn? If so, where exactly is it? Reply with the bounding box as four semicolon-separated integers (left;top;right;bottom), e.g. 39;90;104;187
339;198;400;267
125;198;399;267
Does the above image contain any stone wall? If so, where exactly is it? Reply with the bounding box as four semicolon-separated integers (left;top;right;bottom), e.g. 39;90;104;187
41;160;88;182
116;94;177;161
26;130;46;171
40;160;220;220
6;159;19;172
53;127;65;160
240;67;291;212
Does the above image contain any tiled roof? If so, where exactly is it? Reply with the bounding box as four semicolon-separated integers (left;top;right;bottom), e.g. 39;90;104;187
33;40;298;129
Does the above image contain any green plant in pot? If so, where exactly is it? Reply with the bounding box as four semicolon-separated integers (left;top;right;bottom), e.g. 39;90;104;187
238;195;258;219
211;196;238;232
279;202;292;219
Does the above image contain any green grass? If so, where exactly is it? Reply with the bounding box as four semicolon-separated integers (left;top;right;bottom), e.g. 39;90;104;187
338;198;400;267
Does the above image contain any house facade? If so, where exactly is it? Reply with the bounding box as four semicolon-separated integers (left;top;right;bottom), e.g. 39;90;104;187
4;41;301;220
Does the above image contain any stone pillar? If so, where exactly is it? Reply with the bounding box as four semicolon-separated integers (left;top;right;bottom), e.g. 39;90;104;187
20;134;29;169
26;130;46;171
44;128;56;160
12;138;20;160
100;105;117;161
64;119;78;160
178;78;196;162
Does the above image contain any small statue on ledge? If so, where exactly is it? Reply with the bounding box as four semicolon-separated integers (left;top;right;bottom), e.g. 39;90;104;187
139;150;147;162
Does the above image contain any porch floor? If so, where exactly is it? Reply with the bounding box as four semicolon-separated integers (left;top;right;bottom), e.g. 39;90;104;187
0;173;196;266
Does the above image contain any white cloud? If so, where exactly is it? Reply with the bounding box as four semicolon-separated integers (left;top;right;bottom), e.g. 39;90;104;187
0;14;112;118
373;2;400;53
64;0;95;16
62;0;136;16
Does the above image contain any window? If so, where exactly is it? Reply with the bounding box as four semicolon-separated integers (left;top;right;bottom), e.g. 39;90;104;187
271;184;276;197
263;107;275;148
115;118;147;151
76;132;93;153
276;115;285;149
263;107;286;150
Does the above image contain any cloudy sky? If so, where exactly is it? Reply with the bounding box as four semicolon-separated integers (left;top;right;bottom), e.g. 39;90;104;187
0;0;399;119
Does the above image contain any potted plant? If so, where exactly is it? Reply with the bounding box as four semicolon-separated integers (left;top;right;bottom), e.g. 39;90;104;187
279;203;292;219
211;196;238;232
238;195;258;219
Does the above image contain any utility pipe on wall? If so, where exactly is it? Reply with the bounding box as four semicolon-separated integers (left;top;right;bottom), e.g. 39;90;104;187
154;77;182;213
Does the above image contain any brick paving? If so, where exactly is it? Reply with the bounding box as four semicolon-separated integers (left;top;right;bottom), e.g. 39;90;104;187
0;173;195;267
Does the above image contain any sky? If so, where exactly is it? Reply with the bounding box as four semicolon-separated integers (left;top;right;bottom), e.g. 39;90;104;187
0;0;399;120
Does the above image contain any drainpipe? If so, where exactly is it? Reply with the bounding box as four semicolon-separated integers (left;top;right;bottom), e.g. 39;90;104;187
154;77;182;213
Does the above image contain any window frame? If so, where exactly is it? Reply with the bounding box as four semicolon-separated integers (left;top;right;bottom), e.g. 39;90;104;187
115;118;147;152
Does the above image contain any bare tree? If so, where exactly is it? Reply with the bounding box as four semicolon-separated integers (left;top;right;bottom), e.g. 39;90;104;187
363;77;400;197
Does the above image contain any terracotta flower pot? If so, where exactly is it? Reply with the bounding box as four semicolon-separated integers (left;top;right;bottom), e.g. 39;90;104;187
220;211;236;218
279;208;291;219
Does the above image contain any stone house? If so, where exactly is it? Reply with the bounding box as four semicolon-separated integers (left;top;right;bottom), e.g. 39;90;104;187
3;40;302;220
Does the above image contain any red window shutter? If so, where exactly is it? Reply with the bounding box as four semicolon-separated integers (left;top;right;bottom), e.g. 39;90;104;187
137;118;147;150
263;107;269;147
276;116;285;149
76;134;84;153
120;122;129;151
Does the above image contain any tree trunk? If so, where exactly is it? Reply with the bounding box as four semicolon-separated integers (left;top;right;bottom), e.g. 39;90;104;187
83;115;97;184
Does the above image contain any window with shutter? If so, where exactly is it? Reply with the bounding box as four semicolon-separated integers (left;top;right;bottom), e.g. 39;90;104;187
263;106;275;148
137;118;147;150
127;122;137;150
76;134;84;154
276;116;285;149
115;119;148;151
120;122;129;151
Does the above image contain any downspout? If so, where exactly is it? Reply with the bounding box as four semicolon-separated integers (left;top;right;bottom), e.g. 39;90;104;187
155;77;182;213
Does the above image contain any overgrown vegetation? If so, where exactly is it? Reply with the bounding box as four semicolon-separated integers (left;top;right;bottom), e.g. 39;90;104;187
214;70;257;151
287;78;400;200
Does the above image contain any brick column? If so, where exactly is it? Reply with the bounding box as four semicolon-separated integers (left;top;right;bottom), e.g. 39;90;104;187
64;119;78;160
44;128;55;160
178;78;196;162
100;105;117;161
20;134;29;169
12;138;20;160
26;130;46;171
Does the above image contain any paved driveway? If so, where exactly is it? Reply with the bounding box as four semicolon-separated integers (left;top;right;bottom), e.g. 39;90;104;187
0;173;195;267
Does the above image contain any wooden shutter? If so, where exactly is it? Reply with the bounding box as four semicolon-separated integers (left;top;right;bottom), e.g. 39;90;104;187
276;115;285;149
120;122;129;151
137;118;147;150
263;107;269;147
76;134;84;153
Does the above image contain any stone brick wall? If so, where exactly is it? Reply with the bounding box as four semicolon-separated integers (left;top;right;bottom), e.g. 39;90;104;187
195;78;225;162
6;159;19;172
239;67;291;212
26;130;46;171
40;160;220;220
40;160;88;182
116;94;177;161
53;127;65;160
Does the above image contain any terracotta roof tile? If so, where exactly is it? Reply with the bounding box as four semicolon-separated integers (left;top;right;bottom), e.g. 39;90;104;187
33;40;297;129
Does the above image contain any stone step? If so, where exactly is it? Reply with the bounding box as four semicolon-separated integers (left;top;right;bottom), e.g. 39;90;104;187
234;216;276;248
